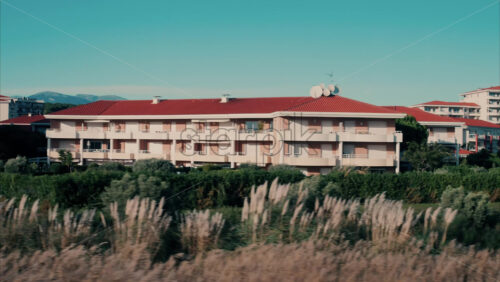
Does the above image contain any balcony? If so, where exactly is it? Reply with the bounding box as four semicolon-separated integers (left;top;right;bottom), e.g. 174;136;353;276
341;154;394;167
77;130;106;139
110;150;134;160
107;130;133;139
428;135;457;144
338;131;402;142
283;155;337;166
47;149;80;159
134;131;170;140
82;149;109;159
46;129;77;139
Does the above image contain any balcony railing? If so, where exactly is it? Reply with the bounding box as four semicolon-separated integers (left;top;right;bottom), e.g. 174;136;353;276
83;149;109;153
342;154;368;159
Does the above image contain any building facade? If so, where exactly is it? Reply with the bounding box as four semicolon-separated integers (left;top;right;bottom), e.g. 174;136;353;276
0;95;44;121
460;86;500;124
452;117;500;153
385;106;500;156
411;101;480;119
45;95;404;174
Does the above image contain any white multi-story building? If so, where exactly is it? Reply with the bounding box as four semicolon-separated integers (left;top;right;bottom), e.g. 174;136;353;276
385;106;500;155
452;117;500;153
384;106;464;146
0;95;44;121
460;86;500;124
411;101;480;119
45;95;405;174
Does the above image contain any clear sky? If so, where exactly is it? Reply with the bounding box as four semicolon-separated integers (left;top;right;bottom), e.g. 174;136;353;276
1;0;499;105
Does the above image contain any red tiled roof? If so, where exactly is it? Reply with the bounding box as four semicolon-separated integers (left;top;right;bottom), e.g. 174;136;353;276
48;96;401;116
450;117;500;128
477;86;500;91
457;149;474;156
286;96;401;114
415;100;479;107
464;86;500;93
383;106;462;123
0;115;48;125
0;95;10;100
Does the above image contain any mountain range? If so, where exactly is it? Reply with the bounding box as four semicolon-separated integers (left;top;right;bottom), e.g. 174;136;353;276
21;91;127;105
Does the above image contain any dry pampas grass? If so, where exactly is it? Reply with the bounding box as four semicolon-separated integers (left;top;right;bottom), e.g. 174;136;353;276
1;240;499;281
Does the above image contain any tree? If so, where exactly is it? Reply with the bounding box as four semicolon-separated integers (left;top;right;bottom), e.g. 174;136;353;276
4;156;29;173
396;115;428;150
466;149;497;169
43;103;75;114
58;150;74;172
403;142;449;171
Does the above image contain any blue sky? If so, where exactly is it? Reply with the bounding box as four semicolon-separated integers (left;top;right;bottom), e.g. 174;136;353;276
1;0;499;105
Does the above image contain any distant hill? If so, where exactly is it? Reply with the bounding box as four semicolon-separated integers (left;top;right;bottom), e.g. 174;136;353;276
28;91;126;105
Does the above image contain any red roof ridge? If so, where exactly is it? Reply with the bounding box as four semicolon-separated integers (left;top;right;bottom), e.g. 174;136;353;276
0;115;48;125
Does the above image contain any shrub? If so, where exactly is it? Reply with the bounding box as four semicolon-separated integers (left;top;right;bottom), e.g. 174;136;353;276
0;160;4;171
440;186;499;248
4;156;29;174
96;162;126;171
132;159;175;174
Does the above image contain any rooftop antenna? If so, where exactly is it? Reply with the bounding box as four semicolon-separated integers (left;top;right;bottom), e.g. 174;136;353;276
152;96;161;104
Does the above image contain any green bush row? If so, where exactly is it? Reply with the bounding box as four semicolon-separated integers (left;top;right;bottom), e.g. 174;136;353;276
319;167;500;203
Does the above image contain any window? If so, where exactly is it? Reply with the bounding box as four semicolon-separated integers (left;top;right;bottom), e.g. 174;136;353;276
293;144;301;156
245;121;259;132
194;143;206;154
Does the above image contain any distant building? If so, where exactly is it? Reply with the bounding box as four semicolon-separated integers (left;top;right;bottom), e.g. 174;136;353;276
0;114;50;134
451;117;500;153
45;95;405;174
384;106;463;149
0;95;44;121
384;106;500;154
411;101;480;119
460;86;500;124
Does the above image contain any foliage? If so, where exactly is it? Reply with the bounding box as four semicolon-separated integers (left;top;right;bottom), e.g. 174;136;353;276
4;156;29;174
395;115;428;150
440;186;499;248
58;150;74;172
43;102;75;114
403;142;450;171
132;159;175;174
0;160;4;172
466;149;500;169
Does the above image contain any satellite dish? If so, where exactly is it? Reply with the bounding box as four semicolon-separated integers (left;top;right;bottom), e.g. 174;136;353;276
310;86;323;98
322;88;330;96
328;84;335;92
319;83;325;89
334;85;341;95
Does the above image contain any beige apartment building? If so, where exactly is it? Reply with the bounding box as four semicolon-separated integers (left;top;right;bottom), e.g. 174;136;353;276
386;106;500;155
45;95;404;174
460;86;500;124
0;95;44;121
411;101;480;119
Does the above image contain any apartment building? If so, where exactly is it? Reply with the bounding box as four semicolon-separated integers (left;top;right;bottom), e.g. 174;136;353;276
452;117;500;153
0;95;44;121
384;106;464;146
411;101;480;119
45;95;405;174
460;86;500;124
385;106;500;156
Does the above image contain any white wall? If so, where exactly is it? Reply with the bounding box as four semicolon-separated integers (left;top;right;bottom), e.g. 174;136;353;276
0;102;9;121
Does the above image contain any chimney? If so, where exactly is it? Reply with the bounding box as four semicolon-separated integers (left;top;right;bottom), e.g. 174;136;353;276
152;96;161;104
220;94;231;103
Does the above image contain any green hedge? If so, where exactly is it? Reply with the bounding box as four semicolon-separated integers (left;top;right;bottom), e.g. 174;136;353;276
320;167;500;203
